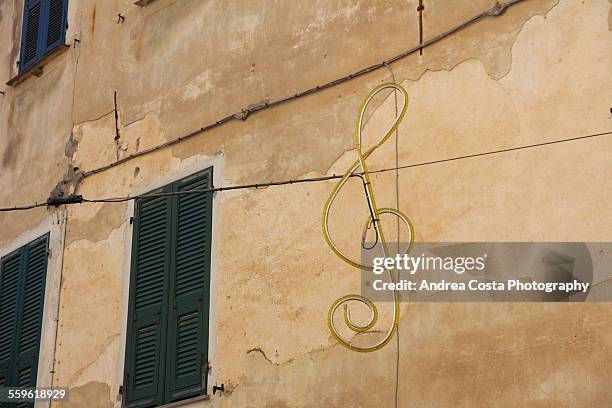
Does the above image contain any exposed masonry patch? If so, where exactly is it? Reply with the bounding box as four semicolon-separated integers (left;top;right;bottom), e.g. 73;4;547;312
65;132;79;158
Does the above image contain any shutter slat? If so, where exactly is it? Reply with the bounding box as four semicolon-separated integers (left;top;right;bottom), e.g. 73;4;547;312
42;0;68;55
175;312;199;377
15;364;34;408
133;322;160;389
45;0;64;46
133;199;169;313
21;1;42;69
17;240;48;358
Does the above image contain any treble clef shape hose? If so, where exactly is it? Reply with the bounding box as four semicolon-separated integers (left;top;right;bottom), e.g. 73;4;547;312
323;83;414;353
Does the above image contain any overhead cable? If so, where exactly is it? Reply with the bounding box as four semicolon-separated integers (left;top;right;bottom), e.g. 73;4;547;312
1;129;610;212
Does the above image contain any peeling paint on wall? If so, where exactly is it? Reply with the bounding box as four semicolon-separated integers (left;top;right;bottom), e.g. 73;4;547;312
66;202;127;246
61;381;113;408
1;0;611;406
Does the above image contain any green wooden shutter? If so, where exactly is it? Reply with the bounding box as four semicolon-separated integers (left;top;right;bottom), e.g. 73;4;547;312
19;0;44;71
0;252;22;388
0;236;49;408
13;237;49;399
165;170;212;402
124;190;172;408
125;168;213;406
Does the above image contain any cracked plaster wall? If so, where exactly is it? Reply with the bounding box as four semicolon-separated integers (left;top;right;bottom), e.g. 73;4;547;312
1;0;611;407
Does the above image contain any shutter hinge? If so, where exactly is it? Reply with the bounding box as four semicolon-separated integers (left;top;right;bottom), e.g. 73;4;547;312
47;248;52;258
212;384;225;395
121;374;129;406
201;359;209;389
129;216;134;225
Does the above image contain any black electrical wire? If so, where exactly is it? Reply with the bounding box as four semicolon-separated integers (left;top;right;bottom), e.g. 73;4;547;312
1;130;610;212
0;202;48;212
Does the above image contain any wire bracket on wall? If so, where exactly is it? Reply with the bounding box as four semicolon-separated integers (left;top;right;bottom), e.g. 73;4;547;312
487;0;515;16
46;193;83;207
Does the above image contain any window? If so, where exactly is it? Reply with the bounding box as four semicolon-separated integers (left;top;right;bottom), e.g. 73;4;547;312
19;0;69;72
0;235;49;400
124;169;213;407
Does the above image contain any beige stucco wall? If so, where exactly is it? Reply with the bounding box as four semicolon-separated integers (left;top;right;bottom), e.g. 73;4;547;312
1;0;611;407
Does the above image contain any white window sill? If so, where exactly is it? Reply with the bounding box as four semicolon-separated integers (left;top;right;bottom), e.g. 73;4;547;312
6;44;69;87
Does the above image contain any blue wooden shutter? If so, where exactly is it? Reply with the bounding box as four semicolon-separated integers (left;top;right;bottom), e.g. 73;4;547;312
164;170;212;402
124;190;172;408
42;0;68;56
19;0;68;72
19;0;44;71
